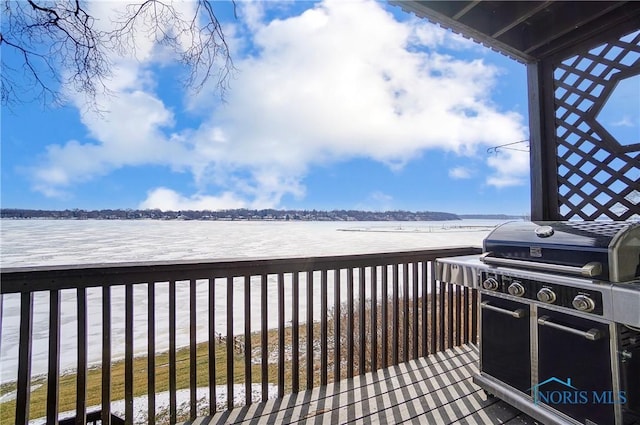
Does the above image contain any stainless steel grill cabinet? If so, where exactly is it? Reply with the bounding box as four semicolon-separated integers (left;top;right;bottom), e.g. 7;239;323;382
435;221;640;425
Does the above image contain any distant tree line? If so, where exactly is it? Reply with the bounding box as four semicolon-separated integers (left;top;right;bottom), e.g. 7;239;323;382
0;208;468;221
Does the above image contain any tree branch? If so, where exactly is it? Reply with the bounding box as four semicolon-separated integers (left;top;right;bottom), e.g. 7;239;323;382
2;0;236;109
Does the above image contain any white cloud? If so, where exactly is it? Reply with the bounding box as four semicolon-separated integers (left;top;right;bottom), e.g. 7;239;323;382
30;64;191;194
409;18;481;52
29;0;528;209
371;191;393;202
139;187;247;211
370;191;394;210
449;166;473;179
486;149;529;188
612;116;635;127
353;191;394;211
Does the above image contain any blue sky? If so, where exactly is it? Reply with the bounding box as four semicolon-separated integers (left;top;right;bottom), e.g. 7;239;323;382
2;0;535;215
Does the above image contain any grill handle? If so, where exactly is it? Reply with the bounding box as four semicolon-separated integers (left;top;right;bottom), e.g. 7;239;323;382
480;301;526;318
479;254;602;278
537;316;603;341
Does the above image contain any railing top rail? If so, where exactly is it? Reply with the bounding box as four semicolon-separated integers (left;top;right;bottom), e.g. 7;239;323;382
0;246;481;294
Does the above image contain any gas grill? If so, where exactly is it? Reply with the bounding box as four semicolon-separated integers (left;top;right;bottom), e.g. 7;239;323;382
436;221;640;425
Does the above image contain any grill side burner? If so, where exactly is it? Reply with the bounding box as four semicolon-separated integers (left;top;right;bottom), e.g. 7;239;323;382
435;221;640;425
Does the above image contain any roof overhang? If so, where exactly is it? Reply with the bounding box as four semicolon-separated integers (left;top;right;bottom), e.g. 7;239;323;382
390;1;640;63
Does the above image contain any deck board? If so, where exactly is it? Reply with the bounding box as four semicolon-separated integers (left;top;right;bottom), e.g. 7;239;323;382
181;345;537;425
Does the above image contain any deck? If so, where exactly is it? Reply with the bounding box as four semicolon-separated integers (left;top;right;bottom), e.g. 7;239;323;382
184;345;535;425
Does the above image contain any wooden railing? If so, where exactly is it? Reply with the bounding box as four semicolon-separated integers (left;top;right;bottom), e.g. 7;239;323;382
0;246;481;424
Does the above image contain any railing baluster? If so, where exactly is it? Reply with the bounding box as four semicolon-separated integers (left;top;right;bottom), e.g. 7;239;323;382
261;274;268;402
456;284;462;346
292;272;299;393
16;292;33;425
169;280;177;423
0;294;3;357
371;266;378;372
392;264;399;365
102;286;112;425
227;277;234;410
463;287;470;344
244;275;252;405
47;290;60;425
347;268;354;378
412;262;419;359
421;262;428;357
278;273;285;397
381;265;388;369
447;283;454;349
320;269;328;386
333;269;341;382
190;279;197;419
430;263;437;355
402;263;409;362
208;278;216;414
306;271;313;389
77;287;88;425
472;288;478;344
358;266;366;375
148;283;156;424
438;280;445;352
124;284;134;424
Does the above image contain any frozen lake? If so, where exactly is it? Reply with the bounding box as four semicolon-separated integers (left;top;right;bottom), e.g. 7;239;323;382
0;219;510;384
0;219;503;267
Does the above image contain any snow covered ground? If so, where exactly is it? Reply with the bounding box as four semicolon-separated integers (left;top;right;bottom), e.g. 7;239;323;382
29;384;279;424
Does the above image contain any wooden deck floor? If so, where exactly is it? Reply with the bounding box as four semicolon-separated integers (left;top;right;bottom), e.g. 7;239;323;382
182;345;537;425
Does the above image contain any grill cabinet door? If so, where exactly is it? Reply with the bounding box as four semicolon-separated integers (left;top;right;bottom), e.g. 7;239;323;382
537;308;614;425
480;294;531;394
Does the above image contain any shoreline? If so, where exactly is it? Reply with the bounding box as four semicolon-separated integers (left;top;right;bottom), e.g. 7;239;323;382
338;225;497;233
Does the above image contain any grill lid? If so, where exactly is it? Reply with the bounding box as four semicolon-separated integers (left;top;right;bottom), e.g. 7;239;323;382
482;221;640;282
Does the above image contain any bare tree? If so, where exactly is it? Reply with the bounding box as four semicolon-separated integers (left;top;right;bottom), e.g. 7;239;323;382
1;0;235;109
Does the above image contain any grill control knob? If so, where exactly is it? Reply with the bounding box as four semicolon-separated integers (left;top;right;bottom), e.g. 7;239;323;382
507;282;525;297
537;287;556;304
572;294;596;312
482;277;500;291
